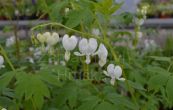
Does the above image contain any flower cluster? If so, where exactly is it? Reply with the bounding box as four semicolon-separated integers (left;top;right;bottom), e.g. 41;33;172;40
37;32;59;46
35;32;125;85
134;5;149;41
0;55;5;69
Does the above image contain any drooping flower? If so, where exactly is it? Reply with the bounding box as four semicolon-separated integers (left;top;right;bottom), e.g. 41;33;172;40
136;32;143;39
74;38;98;64
0;55;5;69
104;64;125;85
45;32;59;46
36;33;47;43
134;18;144;26
92;28;100;36
96;43;108;67
6;36;15;47
62;34;78;61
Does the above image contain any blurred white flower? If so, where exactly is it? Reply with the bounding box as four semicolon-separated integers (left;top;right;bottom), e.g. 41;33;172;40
26;57;35;64
92;28;100;36
1;108;7;110
74;38;98;64
60;60;66;66
6;36;15;47
62;34;78;61
96;43;108;67
136;32;143;39
65;8;70;13
45;32;59;46
0;55;5;69
104;64;125;85
37;33;47;43
135;18;144;26
144;39;157;51
31;47;42;59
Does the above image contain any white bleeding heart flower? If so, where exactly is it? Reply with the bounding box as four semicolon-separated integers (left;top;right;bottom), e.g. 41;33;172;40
74;38;98;64
0;55;5;69
62;34;78;61
96;43;108;67
36;33;47;43
45;32;59;46
92;28;100;36
103;64;125;85
136;32;143;39
6;36;15;47
135;18;144;26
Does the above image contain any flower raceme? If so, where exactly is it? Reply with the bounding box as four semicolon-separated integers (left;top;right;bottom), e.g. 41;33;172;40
62;34;78;61
0;55;5;69
36;32;108;67
74;38;98;64
104;64;125;85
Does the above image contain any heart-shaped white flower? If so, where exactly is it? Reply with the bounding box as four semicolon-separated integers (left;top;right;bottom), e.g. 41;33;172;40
1;108;7;110
104;64;125;85
6;36;15;47
136;32;143;39
96;43;108;67
62;34;78;61
0;55;5;69
45;32;59;46
74;38;98;64
135;18;144;26
37;33;47;43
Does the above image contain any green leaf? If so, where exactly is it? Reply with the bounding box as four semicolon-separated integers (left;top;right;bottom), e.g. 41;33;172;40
37;72;62;87
0;71;15;91
65;10;83;28
65;8;94;28
55;81;78;108
77;96;101;110
40;65;73;80
105;92;137;110
128;80;146;91
146;66;171;75
109;3;123;14
49;0;68;22
15;72;50;109
95;102;117;110
148;73;169;91
166;76;173;105
148;56;171;63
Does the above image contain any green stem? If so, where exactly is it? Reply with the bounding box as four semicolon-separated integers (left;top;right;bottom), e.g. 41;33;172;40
14;24;20;59
133;25;140;48
31;98;37;110
167;62;173;72
0;45;15;71
83;61;89;79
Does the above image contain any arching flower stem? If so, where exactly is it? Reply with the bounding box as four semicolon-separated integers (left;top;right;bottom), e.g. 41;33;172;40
31;22;120;64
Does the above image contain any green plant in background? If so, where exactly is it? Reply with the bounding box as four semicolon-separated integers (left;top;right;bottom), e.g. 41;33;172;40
0;0;173;110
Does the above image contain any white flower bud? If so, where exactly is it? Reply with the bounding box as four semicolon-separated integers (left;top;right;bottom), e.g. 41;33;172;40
0;55;5;69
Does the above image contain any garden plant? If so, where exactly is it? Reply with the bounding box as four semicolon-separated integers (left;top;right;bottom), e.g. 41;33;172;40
0;0;173;110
